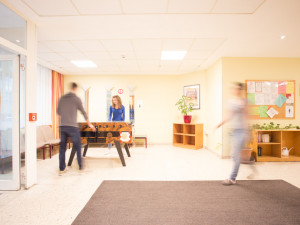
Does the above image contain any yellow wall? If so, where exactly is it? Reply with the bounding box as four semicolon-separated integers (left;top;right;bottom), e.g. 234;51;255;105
222;57;300;156
64;75;181;144
204;59;223;155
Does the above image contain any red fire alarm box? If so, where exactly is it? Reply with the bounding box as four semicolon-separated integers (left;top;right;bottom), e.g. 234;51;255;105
29;113;37;121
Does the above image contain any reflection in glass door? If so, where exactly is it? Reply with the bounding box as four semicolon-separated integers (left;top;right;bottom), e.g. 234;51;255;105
0;47;20;190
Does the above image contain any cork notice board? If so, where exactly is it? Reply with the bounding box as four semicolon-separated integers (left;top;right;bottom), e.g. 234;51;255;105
246;80;295;119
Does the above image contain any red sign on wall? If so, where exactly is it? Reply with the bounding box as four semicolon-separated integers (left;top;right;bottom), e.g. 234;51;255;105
29;113;37;121
118;89;124;94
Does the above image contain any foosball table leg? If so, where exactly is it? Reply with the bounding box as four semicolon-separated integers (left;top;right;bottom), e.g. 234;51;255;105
83;144;89;157
67;147;76;166
114;140;126;167
124;143;131;157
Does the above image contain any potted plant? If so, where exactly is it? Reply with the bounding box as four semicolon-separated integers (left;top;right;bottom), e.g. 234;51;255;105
175;95;194;123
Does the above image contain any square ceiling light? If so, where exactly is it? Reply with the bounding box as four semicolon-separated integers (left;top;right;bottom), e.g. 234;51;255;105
161;51;187;60
71;60;97;68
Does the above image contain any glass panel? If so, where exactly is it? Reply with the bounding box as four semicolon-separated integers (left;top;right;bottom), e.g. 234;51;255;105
0;54;14;179
20;55;25;185
0;2;27;49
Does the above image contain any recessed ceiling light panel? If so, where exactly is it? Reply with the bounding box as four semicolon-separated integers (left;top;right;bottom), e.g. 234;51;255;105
71;60;97;68
161;51;187;60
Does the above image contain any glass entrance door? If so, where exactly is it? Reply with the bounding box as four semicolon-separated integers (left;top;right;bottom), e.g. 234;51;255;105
0;47;20;190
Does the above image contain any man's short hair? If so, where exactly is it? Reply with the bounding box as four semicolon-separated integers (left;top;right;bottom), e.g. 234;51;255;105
71;82;78;90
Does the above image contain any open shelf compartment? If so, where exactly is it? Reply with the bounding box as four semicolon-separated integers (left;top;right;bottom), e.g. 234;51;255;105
184;124;195;135
173;124;183;134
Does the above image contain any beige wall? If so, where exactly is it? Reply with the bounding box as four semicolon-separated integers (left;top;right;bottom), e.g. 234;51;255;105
64;75;181;144
204;59;223;155
222;57;300;156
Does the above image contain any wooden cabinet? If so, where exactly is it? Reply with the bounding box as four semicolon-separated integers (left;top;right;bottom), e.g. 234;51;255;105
249;130;300;162
173;123;203;150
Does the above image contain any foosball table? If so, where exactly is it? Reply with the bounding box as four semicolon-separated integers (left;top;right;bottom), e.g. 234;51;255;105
67;122;133;167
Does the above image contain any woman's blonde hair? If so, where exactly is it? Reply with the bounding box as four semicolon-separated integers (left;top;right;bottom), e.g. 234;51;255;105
112;95;122;109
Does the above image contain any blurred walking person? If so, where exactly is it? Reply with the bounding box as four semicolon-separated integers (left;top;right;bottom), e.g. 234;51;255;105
216;82;249;185
57;82;95;175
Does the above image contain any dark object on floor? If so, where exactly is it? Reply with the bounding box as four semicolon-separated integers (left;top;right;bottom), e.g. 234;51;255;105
72;180;300;225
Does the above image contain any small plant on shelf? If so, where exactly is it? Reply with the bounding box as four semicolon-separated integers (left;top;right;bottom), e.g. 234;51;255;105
175;95;194;123
251;122;299;130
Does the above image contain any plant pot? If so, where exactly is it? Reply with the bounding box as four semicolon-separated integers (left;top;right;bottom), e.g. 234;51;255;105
240;147;254;164
184;115;192;124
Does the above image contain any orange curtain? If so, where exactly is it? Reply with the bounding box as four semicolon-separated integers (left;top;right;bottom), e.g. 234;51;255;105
52;71;64;138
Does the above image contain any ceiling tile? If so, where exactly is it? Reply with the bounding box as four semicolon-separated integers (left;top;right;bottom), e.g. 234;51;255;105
41;41;78;53
71;40;106;51
96;60;119;67
190;38;226;51
121;0;168;14
212;0;265;14
180;59;204;67
162;39;194;51
50;60;74;67
132;39;162;52
185;50;213;59
110;51;136;60
72;0;122;15
38;53;65;61
60;52;89;60
23;0;78;16
135;51;161;60
168;0;216;13
37;43;52;53
138;60;160;67
84;51;112;60
101;39;133;52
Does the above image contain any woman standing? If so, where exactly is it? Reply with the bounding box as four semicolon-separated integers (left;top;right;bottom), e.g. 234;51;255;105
108;95;125;150
109;95;125;122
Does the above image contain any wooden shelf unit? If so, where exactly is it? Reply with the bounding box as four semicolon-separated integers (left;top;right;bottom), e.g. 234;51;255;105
249;130;300;162
173;123;203;150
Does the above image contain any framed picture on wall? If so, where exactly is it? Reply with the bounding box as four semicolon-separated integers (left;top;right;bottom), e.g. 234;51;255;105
183;84;200;109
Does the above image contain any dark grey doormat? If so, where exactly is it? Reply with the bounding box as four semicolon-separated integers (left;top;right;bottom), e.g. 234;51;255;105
72;180;300;225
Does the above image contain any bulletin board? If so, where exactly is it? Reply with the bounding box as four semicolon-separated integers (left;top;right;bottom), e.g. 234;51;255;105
246;80;295;119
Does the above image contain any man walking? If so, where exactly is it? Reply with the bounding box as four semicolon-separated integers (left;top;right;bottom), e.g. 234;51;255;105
57;82;95;175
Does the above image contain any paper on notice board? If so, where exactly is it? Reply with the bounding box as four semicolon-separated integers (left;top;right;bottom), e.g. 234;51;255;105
247;81;255;93
270;82;278;93
262;82;271;93
260;106;269;118
275;94;287;108
286;93;294;104
247;93;255;105
255;93;265;105
286;105;294;118
266;107;279;119
255;82;262;92
286;82;294;94
249;106;260;116
278;81;287;93
264;93;278;105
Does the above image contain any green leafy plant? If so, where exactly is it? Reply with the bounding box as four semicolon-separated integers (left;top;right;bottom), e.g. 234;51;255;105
175;95;194;115
251;122;299;130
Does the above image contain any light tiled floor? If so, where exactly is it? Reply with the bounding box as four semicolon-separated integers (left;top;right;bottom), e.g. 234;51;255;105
0;145;300;225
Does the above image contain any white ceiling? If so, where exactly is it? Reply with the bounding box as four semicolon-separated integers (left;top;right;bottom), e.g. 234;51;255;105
4;0;300;75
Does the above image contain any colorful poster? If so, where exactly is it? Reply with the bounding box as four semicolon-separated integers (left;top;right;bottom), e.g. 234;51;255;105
286;93;294;104
255;93;265;105
278;81;287;93
286;82;294;94
275;94;287;108
266;107;279;119
249;106;260;116
255;82;262;92
286;105;294;118
247;81;255;93
247;93;255;105
260;106;269;118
